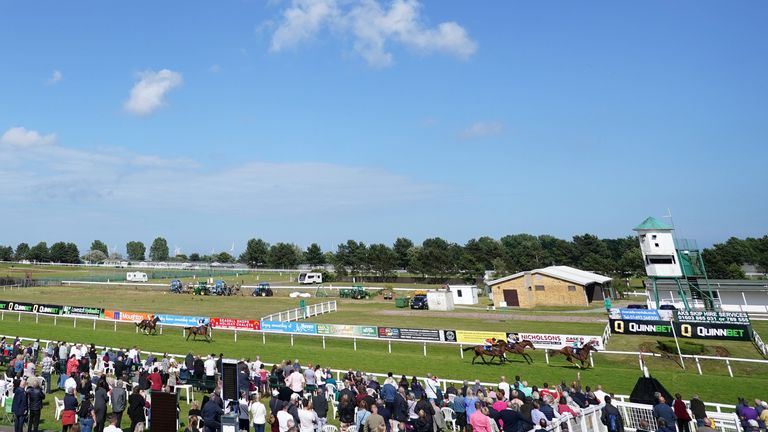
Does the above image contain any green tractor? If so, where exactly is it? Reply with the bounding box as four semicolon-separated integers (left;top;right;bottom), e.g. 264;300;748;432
340;284;371;300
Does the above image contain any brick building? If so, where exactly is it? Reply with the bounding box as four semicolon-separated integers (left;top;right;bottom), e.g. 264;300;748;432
488;265;614;308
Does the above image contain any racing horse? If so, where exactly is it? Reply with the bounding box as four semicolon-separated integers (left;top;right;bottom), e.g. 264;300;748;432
549;341;598;368
136;316;161;335
463;340;511;365
185;322;212;342
504;340;536;364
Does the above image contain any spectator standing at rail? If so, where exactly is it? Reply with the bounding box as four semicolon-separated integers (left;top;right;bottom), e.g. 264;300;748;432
689;394;707;427
600;396;624;432
653;396;676;428
392;387;409;431
205;354;217;380
673;393;692;432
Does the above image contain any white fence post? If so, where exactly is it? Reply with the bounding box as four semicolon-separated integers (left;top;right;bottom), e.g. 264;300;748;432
388;341;392;354
74;317;77;327
354;338;357;351
423;343;427;357
235;330;238;342
93;318;96;330
545;349;550;364
262;333;266;344
460;345;464;359
589;352;594;368
323;336;326;349
695;356;702;375
291;334;294;346
725;359;733;377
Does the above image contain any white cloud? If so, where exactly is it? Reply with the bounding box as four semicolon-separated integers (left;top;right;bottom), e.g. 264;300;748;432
268;0;477;67
458;121;504;140
123;69;183;116
0;127;57;147
47;70;63;85
0;128;436;211
209;64;221;73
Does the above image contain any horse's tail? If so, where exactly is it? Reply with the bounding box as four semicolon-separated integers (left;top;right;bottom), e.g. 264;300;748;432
462;346;475;352
548;349;559;357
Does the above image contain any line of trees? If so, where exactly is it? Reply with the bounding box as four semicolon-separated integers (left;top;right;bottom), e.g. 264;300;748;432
1;234;766;280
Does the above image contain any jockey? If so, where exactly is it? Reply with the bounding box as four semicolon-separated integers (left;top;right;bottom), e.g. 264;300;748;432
484;337;497;351
571;339;580;356
507;333;519;347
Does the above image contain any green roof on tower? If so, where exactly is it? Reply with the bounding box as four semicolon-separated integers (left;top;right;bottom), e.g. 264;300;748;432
634;216;673;231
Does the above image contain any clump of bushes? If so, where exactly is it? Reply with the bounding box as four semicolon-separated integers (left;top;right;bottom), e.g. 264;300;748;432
657;340;705;355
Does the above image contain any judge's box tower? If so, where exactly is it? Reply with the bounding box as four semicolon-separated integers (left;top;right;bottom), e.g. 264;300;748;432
634;216;715;311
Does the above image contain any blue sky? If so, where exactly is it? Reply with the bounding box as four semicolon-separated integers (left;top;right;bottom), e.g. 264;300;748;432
1;0;766;255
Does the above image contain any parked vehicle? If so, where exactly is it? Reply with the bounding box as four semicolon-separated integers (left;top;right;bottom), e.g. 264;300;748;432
169;279;183;293
626;304;649;309
410;294;429;310
126;272;148;282
298;272;322;284
252;282;274;297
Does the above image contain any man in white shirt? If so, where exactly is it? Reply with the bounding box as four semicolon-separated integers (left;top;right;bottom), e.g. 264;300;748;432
250;356;263;378
277;401;295;432
297;399;319;432
249;394;267;431
64;373;77;394
286;368;306;395
593;385;607;406
69;344;82;361
103;413;122;432
204;355;217;379
424;373;439;402
314;366;325;387
498;376;511;401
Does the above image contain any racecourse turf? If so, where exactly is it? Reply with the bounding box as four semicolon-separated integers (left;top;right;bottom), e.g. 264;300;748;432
1;284;767;431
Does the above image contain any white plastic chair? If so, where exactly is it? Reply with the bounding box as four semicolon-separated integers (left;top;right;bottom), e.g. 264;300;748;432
347;426;358;432
441;407;457;431
55;396;64;420
323;425;339;432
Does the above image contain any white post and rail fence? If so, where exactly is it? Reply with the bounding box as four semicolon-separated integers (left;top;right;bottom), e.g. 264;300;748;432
1;309;766;379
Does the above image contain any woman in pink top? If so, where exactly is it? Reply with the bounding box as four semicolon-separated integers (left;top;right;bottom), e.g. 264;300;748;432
469;402;492;432
259;366;269;394
558;397;579;418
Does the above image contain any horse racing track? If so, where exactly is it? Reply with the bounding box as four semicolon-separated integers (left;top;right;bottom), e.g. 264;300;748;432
1;284;768;405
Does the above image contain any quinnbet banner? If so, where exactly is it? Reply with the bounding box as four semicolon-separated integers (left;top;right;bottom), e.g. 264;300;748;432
609;319;751;341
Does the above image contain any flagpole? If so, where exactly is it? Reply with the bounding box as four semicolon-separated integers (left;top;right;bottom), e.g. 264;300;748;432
670;320;685;369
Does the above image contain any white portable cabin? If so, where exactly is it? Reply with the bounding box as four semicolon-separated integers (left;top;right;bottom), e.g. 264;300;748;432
448;285;479;305
298;272;322;284
126;272;148;282
427;291;455;311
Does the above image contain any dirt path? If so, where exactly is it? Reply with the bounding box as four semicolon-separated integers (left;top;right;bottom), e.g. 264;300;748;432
376;309;606;323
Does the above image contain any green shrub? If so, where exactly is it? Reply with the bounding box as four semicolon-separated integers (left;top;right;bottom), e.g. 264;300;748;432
657;340;705;355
